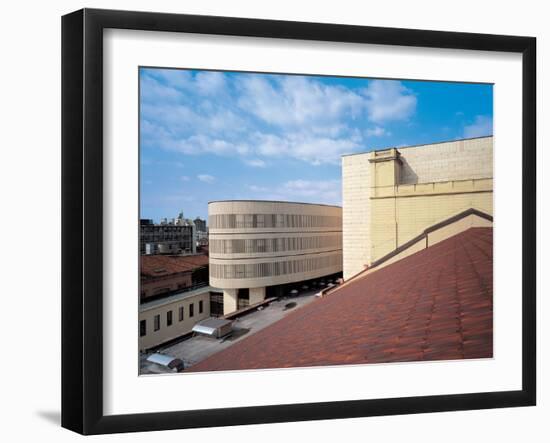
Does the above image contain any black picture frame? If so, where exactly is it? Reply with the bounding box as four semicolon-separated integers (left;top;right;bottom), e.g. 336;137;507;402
61;8;537;435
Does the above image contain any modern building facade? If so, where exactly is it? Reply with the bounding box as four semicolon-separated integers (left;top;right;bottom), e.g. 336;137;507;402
208;200;343;314
342;136;493;279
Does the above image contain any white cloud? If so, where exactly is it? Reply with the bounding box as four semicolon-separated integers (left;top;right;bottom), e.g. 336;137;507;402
244;179;342;205
142;103;246;136
146;69;226;96
254;132;359;165
151;69;193;90
284;179;339;194
141;73;422;167
156;133;250;157
180;175;190;181
248;184;269;192
140;75;182;103
464;115;493;138
197;174;215;184
195;71;227;95
281;179;342;204
361;80;417;123
244;159;267;168
365;126;387;137
238;75;363;128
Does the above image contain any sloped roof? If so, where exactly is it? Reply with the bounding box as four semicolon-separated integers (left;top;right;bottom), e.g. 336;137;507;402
190;227;493;372
140;254;209;279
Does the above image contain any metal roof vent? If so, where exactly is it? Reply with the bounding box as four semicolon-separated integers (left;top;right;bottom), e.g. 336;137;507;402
192;317;233;339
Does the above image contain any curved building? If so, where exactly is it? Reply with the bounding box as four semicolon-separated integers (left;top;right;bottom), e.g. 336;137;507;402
209;200;343;314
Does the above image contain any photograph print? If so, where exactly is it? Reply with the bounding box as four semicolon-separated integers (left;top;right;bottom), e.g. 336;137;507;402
138;67;493;375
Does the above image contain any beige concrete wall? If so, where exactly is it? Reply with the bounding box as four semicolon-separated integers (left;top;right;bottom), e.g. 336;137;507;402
139;290;211;351
336;212;493;288
222;287;266;315
427;212;493;246
372;237;426;269
222;288;238;315
342;152;372;279
249;287;266;305
341;136;493;278
399;137;493;184
370;180;493;260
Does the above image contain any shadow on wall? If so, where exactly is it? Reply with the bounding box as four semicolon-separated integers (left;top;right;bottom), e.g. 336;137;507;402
399;157;418;184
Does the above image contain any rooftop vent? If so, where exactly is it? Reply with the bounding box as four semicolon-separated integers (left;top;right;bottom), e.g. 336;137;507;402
192;317;233;339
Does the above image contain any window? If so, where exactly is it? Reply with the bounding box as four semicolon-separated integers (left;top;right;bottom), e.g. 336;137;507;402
167;310;173;326
189;303;194;317
178;306;184;321
139;320;146;337
256;239;266;252
199;300;203;314
154;315;160;331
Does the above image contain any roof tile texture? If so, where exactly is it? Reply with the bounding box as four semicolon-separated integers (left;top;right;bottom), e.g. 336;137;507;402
190;227;493;372
140;254;209;279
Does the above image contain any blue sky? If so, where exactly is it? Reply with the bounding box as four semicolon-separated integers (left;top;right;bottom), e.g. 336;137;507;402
140;68;493;222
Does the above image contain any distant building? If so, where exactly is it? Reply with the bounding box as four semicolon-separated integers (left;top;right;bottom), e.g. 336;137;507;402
193;217;207;233
209;200;343;314
193;216;208;247
140;211;196;255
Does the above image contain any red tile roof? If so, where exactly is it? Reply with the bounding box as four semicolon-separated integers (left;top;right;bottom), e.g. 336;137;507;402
140;254;209;279
190;227;493;372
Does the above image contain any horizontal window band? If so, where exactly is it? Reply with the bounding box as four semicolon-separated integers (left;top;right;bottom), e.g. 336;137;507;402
209;230;343;235
209;249;343;261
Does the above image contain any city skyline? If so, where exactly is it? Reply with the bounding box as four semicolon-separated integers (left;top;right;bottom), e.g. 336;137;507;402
140;68;493;221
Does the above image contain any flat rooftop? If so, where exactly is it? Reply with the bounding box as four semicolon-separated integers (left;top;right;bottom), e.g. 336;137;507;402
208;199;342;208
140;285;222;311
140;287;323;374
140;253;209;279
